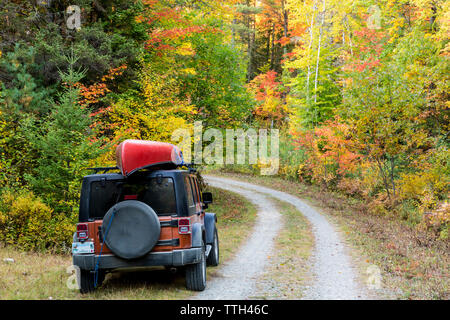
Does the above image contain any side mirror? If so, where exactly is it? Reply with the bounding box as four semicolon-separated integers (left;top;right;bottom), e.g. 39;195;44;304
202;192;213;205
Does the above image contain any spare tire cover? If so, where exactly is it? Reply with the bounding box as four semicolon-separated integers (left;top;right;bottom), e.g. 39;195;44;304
102;200;161;260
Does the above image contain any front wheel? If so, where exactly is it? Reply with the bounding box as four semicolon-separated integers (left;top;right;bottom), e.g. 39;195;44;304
185;242;207;291
207;228;219;267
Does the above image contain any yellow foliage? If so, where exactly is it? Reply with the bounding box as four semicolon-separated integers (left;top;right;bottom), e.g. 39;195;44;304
181;68;197;75
359;161;381;197
176;42;196;56
398;170;448;210
0;190;75;251
277;163;304;180
420;202;450;239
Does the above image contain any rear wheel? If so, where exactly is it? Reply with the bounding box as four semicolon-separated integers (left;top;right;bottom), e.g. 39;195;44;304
79;270;105;294
207;228;219;267
185;242;207;291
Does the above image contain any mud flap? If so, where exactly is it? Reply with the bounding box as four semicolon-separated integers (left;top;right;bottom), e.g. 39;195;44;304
191;223;205;248
204;212;217;245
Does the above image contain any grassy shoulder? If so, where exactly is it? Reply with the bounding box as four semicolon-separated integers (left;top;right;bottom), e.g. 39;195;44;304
254;199;314;299
207;170;449;300
0;186;257;300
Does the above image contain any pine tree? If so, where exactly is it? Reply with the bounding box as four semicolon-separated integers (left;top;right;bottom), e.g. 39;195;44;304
24;53;103;211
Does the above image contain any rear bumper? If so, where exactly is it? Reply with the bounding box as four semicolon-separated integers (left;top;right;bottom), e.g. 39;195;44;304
73;248;203;271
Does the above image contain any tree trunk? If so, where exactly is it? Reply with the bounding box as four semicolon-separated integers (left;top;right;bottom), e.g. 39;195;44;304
281;0;289;57
390;156;396;198
246;0;255;82
313;0;326;125
343;15;353;55
430;3;437;32
270;22;275;69
375;157;392;202
306;1;317;104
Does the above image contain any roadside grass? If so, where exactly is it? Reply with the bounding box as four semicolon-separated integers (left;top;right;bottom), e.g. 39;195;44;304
0;186;257;300
0;245;76;300
206;170;449;300
253;199;314;299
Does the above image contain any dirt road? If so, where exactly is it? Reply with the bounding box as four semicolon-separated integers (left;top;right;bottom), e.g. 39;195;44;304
195;175;368;300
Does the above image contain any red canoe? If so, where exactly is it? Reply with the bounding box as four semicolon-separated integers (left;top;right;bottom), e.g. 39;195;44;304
116;140;184;177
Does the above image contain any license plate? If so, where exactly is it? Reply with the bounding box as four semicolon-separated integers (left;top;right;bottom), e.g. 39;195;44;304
72;242;94;254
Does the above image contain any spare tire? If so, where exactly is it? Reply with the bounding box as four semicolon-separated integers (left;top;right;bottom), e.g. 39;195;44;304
102;200;160;260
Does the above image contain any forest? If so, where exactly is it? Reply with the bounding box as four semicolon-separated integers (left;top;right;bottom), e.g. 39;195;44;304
0;0;448;251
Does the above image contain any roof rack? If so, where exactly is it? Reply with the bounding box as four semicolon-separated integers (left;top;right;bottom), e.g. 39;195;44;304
88;167;120;174
88;164;197;175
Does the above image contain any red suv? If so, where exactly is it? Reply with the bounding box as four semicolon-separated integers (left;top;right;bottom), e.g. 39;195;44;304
71;140;219;293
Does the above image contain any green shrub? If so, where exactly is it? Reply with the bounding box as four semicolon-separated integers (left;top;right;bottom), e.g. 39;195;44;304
0;190;75;252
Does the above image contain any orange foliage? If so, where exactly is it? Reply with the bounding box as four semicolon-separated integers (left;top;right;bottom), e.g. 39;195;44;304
146;25;222;53
292;118;361;185
343;28;387;73
248;71;289;127
248;70;282;102
76;65;127;107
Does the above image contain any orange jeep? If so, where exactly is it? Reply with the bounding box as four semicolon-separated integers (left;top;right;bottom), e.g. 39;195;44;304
71;140;219;293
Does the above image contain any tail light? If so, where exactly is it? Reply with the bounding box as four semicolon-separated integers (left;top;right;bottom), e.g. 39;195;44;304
178;218;191;234
76;223;89;241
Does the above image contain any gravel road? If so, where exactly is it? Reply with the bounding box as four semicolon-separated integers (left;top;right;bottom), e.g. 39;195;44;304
194;179;282;300
194;175;368;300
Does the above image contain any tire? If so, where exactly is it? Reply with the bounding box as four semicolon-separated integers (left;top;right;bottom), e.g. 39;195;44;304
102;200;161;260
79;270;105;294
206;228;219;267
185;241;207;291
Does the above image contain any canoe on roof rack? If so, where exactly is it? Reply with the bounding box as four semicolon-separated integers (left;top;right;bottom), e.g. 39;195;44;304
116;140;185;177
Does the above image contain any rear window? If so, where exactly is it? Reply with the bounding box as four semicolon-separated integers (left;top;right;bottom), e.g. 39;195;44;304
184;176;195;207
89;177;176;219
191;177;201;204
